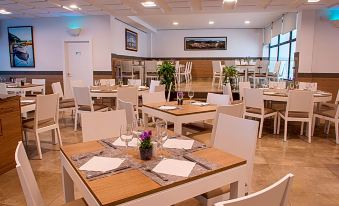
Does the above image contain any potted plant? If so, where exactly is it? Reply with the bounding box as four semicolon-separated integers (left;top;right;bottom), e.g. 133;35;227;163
223;65;238;91
157;61;176;92
138;130;153;160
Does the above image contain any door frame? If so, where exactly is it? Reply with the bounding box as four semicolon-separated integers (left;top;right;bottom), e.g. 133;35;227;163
62;39;93;98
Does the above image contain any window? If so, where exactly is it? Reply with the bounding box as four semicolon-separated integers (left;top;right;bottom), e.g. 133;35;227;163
268;29;297;80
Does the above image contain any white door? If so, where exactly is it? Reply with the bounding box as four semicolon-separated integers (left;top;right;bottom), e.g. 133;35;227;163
64;41;93;98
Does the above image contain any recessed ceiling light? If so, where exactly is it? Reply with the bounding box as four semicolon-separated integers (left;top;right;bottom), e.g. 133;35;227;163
69;4;79;9
173;22;179;25
223;0;237;3
209;21;215;25
308;0;320;2
63;4;81;11
244;20;251;24
141;1;157;7
0;9;12;14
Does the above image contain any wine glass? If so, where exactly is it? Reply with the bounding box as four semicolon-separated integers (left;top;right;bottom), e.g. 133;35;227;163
94;80;99;86
177;91;184;104
188;90;194;103
156;119;168;158
120;124;133;157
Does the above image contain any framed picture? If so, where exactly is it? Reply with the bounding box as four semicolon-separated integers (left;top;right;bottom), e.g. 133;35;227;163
8;26;35;67
184;37;227;51
125;29;138;51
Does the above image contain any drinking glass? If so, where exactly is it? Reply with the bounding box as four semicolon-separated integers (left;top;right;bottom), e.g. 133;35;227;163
156;119;168;158
120;124;133;157
177;91;184;103
94;80;99;86
188;90;194;103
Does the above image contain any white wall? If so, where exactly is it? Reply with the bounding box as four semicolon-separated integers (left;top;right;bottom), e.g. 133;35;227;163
151;29;263;58
110;17;149;57
0;15;112;71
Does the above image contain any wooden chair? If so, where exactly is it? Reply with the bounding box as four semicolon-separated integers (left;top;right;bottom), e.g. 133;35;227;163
22;94;62;159
207;93;230;106
196;114;259;206
73;87;109;131
117;99;135;125
243;88;277;138
212;61;223;87
117;87;139;118
214;174;294;206
31;79;46;95
142;91;166;123
149;80;160;92
51;82;75;113
238;82;250;101
0;83;7;94
15;141;87;206
277;90;314;143
81;110;127;142
99;79;115;86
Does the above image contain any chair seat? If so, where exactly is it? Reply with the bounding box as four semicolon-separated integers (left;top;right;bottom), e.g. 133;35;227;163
280;111;310;118
61;98;75;103
79;104;108;111
320;103;337;111
231;100;243;105
201;184;230;199
315;109;337;118
62;198;87;206
60;101;75;109
246;107;275;115
23;118;55;129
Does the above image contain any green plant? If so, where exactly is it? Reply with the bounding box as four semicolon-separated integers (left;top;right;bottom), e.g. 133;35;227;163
157;61;176;91
223;65;238;83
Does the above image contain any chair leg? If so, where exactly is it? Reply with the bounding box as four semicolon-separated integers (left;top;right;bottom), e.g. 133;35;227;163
74;112;78;131
308;122;312;143
273;114;277;134
284;120;288;142
277;116;281;135
312;116;316;136
35;132;43;159
258;117;264;138
335;122;339;144
326;122;331;135
56;126;63;147
300;122;304;136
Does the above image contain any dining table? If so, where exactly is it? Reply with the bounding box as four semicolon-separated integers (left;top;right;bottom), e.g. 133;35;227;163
20;97;36;113
90;85;149;98
142;101;217;135
6;83;45;97
235;64;256;82
60;134;247;206
263;89;332;103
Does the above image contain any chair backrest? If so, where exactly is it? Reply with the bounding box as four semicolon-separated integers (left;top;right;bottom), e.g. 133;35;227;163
223;83;233;102
117;99;135;125
99;79;115;86
239;81;251;100
149;80;161;92
335;90;339;104
51;82;64;99
142;91;166;104
128;79;142;87
122;61;133;72
15;141;44;206
167;82;173;102
207;93;230;106
188;62;193;73
299;82;318;91
210;103;244;145
81;110;127;142
273;61;282;74
224;60;236;67
73;87;92;107
16;78;27;84
145;61;157;72
244;88;264;111
0;83;7;94
32;79;45;85
269;81;286;89
117;87;138;106
213;114;259;190
286;90;314;116
175;61;180;73
35;94;59;126
154;85;166;92
215;174;294;206
212;61;222;73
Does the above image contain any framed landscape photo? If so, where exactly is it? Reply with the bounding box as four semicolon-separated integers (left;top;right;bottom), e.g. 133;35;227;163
125;29;138;51
8;26;35;67
184;37;227;51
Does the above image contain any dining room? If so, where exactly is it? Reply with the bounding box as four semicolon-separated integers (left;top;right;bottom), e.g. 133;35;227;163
0;0;339;206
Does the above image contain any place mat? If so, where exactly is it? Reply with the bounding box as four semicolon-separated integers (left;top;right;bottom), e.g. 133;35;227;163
165;135;206;156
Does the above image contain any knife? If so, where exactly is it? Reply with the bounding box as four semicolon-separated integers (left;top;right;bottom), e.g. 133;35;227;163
183;155;212;170
101;139;117;149
87;165;131;179
145;168;169;181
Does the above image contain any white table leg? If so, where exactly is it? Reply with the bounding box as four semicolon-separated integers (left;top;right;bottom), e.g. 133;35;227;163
62;166;75;202
229;176;246;199
244;68;248;82
143;112;149;128
174;122;182;135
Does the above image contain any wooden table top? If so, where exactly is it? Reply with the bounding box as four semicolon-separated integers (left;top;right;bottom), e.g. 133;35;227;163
20;97;36;106
263;90;332;98
90;85;149;93
143;101;217;116
61;141;246;206
6;83;43;89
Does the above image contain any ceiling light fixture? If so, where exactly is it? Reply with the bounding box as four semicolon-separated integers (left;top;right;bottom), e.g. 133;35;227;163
307;0;320;2
223;0;237;3
62;4;81;11
141;1;157;7
69;4;79;9
173;22;179;25
244;20;251;24
0;9;12;14
209;21;215;25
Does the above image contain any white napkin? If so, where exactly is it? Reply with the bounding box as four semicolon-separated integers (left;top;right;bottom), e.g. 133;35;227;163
159;106;177;110
113;137;138;147
91;89;101;92
163;139;194;150
191;102;209;106
139;86;148;89
21;100;35;103
152;158;196;177
264;92;276;95
79;156;124;172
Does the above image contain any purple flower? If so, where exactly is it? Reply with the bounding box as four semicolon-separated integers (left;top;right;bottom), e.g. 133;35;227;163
139;130;152;142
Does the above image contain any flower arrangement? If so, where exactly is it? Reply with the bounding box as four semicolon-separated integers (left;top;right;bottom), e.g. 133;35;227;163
139;130;153;160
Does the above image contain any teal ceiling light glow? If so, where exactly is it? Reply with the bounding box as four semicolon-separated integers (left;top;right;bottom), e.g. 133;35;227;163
326;6;339;21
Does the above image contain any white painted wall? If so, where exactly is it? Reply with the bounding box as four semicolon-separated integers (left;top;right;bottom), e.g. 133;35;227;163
0;15;112;71
110;17;149;57
151;29;263;58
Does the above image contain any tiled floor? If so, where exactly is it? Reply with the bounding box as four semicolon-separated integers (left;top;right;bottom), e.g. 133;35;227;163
1;113;339;206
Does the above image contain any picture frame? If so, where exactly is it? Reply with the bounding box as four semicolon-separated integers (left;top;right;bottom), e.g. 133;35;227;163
8;26;36;68
184;37;227;51
125;29;138;52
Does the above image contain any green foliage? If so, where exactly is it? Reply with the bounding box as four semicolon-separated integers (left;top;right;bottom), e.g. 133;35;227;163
157;61;176;91
223;66;238;84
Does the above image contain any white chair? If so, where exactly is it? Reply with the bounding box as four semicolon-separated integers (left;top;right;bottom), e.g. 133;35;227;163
214;173;294;206
239;82;251;101
299;82;318;91
212;61;223;87
145;61;158;82
196;114;259;205
154;85;166;92
269;81;286;89
128;79;142;87
117;99;136;125
117;86;139;117
277;90;314;143
15;141;86;206
186;61;193;83
149;80;160;93
142;91;166;123
73;87;109;131
223;83;233;102
268;61;282;81
121;61;136;79
243;88;277;138
99;79;115;86
0;83;7;94
51;82;75;113
81;110;127;142
31;79;46;95
207;93;230;106
22;94;62;159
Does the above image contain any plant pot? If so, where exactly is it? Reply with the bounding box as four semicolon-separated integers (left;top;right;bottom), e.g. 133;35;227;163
139;147;153;160
229;77;237;91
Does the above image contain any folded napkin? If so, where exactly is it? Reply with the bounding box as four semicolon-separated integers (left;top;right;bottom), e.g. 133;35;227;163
191;102;209;106
152;158;195;177
159;106;177;110
163;139;194;150
79;156;125;172
21;100;35;103
113;137;138;147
